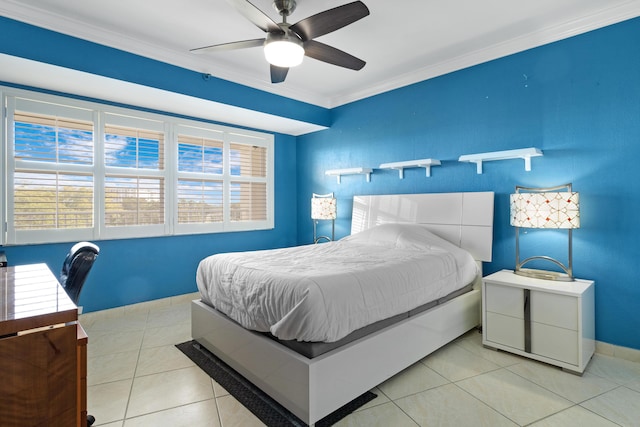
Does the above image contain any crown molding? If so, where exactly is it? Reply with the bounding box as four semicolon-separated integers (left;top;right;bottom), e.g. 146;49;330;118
1;0;639;109
328;1;640;107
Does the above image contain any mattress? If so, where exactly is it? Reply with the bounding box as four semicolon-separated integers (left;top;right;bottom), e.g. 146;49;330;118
196;223;478;343
271;283;475;358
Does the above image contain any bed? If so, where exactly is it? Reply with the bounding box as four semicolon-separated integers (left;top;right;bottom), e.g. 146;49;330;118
191;191;494;425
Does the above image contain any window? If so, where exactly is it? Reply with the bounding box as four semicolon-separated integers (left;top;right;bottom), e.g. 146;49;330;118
102;114;168;239
176;128;224;228
7;98;96;244
2;89;274;245
229;140;268;223
174;125;271;234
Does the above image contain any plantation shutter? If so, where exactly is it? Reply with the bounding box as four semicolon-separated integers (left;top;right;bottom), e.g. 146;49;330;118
3;90;274;245
229;142;267;222
12;107;95;234
176;132;224;225
103;117;165;228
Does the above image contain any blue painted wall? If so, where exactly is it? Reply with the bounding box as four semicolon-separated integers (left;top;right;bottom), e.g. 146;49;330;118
1;15;639;350
296;18;640;350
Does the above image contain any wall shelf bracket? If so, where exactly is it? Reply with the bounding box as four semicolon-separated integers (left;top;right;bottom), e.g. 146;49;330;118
325;167;373;184
379;159;441;179
458;147;543;174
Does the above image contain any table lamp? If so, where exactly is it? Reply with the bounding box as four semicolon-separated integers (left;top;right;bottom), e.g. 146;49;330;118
311;193;337;243
510;184;580;281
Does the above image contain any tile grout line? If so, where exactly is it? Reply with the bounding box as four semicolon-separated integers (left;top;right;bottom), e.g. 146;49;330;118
85;297;640;426
577;395;626;427
120;307;150;425
450;380;523;426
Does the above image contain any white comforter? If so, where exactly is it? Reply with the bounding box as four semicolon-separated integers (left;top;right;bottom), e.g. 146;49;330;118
196;223;478;343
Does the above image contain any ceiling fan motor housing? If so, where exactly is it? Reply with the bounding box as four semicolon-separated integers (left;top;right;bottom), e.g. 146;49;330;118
273;0;297;17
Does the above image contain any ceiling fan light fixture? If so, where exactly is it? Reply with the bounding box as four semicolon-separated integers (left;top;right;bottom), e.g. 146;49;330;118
264;33;304;68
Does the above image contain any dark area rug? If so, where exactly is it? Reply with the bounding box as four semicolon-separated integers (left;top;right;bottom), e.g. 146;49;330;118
176;340;376;427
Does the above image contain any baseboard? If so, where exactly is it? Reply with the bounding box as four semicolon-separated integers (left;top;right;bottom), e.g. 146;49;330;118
79;292;200;324
79;292;640;365
596;340;640;363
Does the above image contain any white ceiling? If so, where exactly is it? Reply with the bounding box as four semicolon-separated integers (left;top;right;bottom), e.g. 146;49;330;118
1;0;639;110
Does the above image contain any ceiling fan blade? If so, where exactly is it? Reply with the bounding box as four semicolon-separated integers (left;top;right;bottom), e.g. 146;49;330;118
290;1;369;41
270;65;289;83
303;40;365;70
190;38;265;54
225;0;283;33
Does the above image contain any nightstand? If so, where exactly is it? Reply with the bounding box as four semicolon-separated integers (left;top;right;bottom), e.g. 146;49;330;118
482;269;595;374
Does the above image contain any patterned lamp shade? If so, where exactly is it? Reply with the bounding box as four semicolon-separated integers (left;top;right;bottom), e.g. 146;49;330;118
311;197;337;220
510;192;580;229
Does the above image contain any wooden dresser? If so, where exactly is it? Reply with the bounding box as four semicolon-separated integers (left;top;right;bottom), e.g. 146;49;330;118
0;263;88;427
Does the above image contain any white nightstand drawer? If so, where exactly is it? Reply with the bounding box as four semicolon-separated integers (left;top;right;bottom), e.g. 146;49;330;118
531;322;579;364
485;283;523;318
485;312;524;351
530;291;578;330
482;270;595;374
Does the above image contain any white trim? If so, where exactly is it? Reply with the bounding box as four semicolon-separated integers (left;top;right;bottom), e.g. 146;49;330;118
596;340;640;363
0;89;4;245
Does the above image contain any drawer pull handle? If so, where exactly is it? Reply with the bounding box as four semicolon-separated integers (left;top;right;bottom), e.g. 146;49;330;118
524;289;531;353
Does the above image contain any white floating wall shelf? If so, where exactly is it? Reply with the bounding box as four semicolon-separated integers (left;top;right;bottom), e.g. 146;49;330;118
325;167;373;184
458;147;543;174
379;159;441;179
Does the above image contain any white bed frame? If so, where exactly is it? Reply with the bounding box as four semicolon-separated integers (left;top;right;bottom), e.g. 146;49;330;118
192;191;494;425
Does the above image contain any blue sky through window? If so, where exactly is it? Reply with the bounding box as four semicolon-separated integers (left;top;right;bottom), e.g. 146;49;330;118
14;121;93;164
15;121;251;206
178;142;223;174
105;133;160;169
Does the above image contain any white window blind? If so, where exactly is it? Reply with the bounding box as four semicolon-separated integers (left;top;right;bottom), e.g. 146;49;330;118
14;111;94;165
230;182;267;221
176;129;224;227
11;105;95;241
104;176;165;226
2;89;274;245
177;179;223;224
104;124;163;170
229;138;268;223
175;126;272;233
13;171;94;230
177;134;223;174
103;116;166;230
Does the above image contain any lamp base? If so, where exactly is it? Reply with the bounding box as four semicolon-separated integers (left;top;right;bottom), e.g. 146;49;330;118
514;268;574;282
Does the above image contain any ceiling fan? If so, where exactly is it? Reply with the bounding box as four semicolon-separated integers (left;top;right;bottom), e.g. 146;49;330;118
191;0;370;83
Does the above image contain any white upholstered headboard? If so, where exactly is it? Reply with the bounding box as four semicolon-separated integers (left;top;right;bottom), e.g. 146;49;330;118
351;192;495;262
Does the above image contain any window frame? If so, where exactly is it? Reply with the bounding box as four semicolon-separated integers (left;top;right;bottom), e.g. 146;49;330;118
1;87;274;245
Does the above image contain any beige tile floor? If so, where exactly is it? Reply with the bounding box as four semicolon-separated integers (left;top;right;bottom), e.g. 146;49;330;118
80;294;640;427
